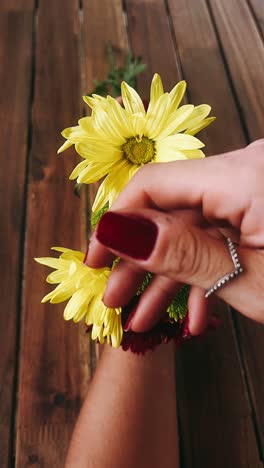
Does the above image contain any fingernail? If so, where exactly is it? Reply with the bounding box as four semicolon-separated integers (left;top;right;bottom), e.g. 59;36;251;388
83;247;89;265
124;307;137;332
96;212;158;260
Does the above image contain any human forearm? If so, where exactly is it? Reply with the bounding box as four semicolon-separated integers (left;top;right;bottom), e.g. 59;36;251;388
65;342;179;468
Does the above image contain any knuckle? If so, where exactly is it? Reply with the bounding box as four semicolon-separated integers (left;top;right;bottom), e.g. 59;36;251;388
162;218;205;280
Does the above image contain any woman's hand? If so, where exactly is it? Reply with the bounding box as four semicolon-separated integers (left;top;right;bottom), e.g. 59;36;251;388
85;140;264;334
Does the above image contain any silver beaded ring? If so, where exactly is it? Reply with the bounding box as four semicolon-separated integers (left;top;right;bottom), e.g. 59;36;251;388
205;238;244;298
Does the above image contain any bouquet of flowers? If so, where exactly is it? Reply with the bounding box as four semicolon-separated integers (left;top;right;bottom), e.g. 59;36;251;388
36;54;215;353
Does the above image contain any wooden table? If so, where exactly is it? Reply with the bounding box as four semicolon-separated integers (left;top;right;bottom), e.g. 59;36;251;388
1;0;264;466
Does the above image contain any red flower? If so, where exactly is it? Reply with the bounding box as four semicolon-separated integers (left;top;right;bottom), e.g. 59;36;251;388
120;299;221;354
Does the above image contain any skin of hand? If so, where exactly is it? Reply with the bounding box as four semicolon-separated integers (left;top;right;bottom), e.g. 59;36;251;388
86;139;264;335
65;343;179;468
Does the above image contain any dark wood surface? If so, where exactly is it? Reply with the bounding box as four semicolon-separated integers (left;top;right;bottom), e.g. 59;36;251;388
14;1;90;466
1;0;264;466
0;1;35;466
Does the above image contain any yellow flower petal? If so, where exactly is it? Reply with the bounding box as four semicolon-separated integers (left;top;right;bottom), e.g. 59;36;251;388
150;73;164;105
181;149;205;159
35;257;61;269
154;149;188;162
57;140;73;154
176;104;212;133
69;160;89;180
154;105;194;140
78;116;95;133
46;269;68;284
160;133;205;150
58;74;214;210
169;80;187;112
83;95;108;112
75;140;122;163
42;281;75;304
61;125;88;142
129;113;146;139
92;160;131;212
83;95;96;109
37;248;122;347
76;161;118;184
186;116;216;136
121;81;146;115
92;108;126;144
145;93;171;139
51;247;84;261
64;288;90;321
106;96;133;138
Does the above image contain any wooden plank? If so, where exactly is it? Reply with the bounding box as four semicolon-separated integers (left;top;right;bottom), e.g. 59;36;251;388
208;0;264;142
15;1;91;466
207;0;264;455
126;0;180;95
82;0;129;206
168;1;263;466
167;0;246;154
82;0;129;366
127;0;262;466
0;1;34;466
82;0;129;92
248;0;264;39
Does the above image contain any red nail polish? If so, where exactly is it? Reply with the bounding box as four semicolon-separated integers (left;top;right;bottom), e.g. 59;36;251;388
124;307;137;332
96;212;158;260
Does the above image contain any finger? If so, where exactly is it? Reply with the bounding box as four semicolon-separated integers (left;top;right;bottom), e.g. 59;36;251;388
187;286;210;335
87;208;206;269
125;276;184;332
86;235;116;268
92;208;264;322
94;209;235;287
218;227;240;244
98;142;264;247
103;259;146;308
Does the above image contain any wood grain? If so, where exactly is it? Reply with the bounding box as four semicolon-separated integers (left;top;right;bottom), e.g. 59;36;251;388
82;0;130;366
0;0;263;465
82;0;129;213
0;1;34;466
82;0;129;93
127;0;262;465
126;0;180;96
15;1;91;466
207;0;264;457
168;1;263;466
167;0;246;154
169;1;264;466
208;0;264;142
248;0;264;38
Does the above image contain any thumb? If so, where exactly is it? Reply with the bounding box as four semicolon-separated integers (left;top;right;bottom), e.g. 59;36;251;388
94;209;235;291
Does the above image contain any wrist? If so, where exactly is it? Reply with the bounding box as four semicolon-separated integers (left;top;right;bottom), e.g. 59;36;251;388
101;341;175;379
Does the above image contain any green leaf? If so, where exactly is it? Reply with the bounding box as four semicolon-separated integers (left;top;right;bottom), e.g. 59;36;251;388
90;80;109;97
87;46;146;97
91;203;109;229
137;273;189;322
166;285;190;322
136;272;153;295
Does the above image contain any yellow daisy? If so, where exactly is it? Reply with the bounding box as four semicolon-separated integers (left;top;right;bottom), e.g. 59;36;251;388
35;248;122;348
58;73;215;212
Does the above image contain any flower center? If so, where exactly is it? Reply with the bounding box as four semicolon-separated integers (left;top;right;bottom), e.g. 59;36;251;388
122;137;155;165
